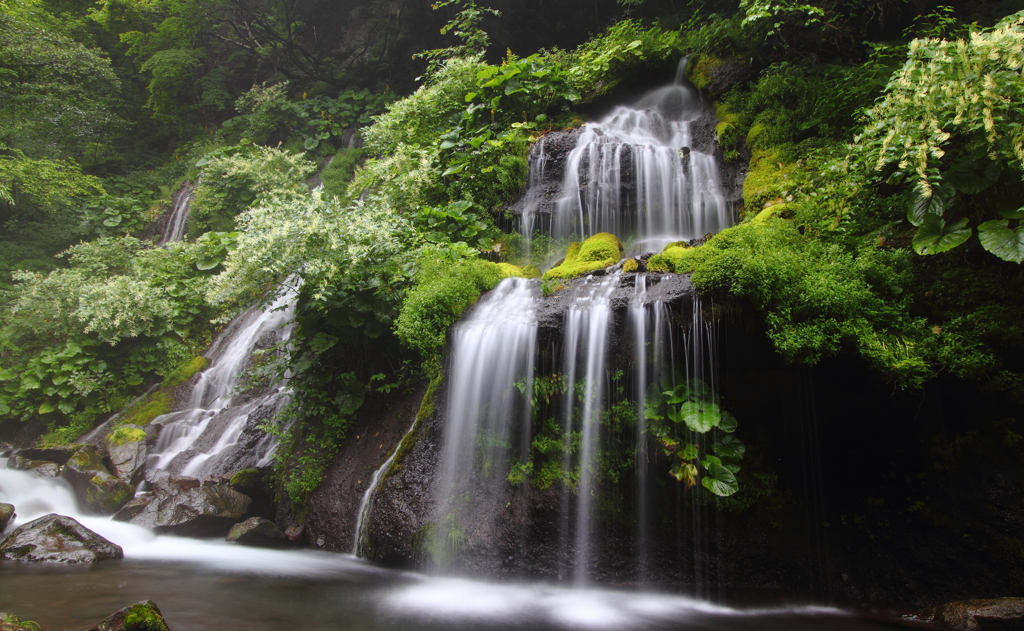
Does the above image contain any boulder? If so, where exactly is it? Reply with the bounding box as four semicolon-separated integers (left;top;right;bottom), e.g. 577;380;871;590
112;495;152;523
0;514;123;563
8;456;61;477
226;517;290;548
60;445;135;515
0;504;14;531
902;598;1024;630
105;425;148;486
9;445;77;465
128;476;251;536
86;600;170;631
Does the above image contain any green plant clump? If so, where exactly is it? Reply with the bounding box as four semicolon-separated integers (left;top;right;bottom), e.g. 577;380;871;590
542;233;623;280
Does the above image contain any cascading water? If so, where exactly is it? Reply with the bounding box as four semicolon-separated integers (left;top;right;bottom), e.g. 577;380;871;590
559;274;619;585
147;288;296;479
432;277;539;565
518;58;731;254
158;182;195;246
353;418;417;557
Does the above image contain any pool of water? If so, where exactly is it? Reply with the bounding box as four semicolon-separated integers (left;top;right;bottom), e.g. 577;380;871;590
0;460;935;631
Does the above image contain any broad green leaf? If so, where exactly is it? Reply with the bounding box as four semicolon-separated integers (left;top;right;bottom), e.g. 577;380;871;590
38;401;56;414
718;410;737;433
195;256;223;271
713;434;746;460
670;461;698;487
442;163;466;177
679;401;721;433
701;454;722;469
978;220;1024;263
679;443;699;460
439;140;457;150
912;215;971;255
701;462;739;496
944;159;1000;195
908;182;956;227
999;207;1024;219
102;214;123;227
464;92;477;102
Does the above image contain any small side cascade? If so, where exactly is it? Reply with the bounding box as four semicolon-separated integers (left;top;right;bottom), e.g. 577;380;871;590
147;288;297;478
560;274;619;585
545;58;729;252
433;277;540;564
517;137;547;261
353;418;417;557
159;182;195;246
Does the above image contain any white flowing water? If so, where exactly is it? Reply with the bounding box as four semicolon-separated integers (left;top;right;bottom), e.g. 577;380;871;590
433;277;539;562
158;183;195;246
545;59;729;252
353;418;418;557
559;274;619;585
0;460;357;576
148;288;296;479
518;136;548;261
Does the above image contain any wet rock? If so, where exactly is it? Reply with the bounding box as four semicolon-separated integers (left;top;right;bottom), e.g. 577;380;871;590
60;445;136;515
128;475;251;536
7;456;60;476
112;495;152;522
105;425;148;486
0;504;13;531
0;514;123;563
9;445;77;466
86;600;170;631
226;516;290;547
170;476;200;489
902;598;1024;630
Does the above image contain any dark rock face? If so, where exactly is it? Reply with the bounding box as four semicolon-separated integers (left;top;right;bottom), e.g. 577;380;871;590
61;445;136;515
304;383;428;552
106;424;148;486
902;598;1024;630
0;514;123;563
226;517;289;547
0;503;13;531
7;445;77;466
86;600;170;631
128;473;250;536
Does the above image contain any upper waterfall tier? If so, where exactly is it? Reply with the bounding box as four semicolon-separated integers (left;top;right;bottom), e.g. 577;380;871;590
516;60;736;256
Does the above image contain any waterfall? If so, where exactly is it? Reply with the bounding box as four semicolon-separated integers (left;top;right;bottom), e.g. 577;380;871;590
433;278;539;565
548;60;729;252
159;183;195;246
560;274;619;585
147;288;296;479
518;137;547;262
353;418;417;557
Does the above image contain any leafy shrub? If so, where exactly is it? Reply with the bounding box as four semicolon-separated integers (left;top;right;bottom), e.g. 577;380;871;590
395;257;503;357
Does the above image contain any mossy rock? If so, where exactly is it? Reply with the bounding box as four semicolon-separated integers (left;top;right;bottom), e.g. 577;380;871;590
743;146;800;211
86;600;169;631
163;356;209;388
228;468;261;492
542;233;623;280
688;55;724;91
116;391;171;428
622;258;639;273
496;263;541;279
108;426;145;447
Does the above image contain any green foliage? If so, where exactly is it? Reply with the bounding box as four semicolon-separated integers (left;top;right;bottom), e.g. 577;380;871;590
853;11;1024;263
542;233;623;280
108;425;146;446
122;602;169;631
416;0;500;78
189;143;315;237
395;256;503;357
645;377;745;496
414;200;496;250
565;19;682;100
320;149;365;201
224;83;395;150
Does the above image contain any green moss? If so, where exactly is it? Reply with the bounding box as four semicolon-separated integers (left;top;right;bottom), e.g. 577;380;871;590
117;391;171;428
542;233;623;280
496;262;541;278
743;146;800;211
163;356;209;388
688;54;724;90
229;468;260;490
122;603;169;631
622;258;639;273
108;426;145;446
713;102;742;158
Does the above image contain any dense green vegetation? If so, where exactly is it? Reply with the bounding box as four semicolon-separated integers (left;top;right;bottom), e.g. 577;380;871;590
2;0;1022;515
